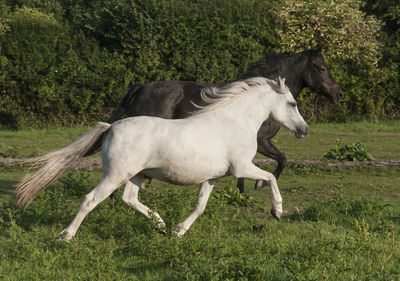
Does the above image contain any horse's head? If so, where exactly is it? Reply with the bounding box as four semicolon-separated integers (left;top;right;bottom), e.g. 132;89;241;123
303;48;343;104
271;77;309;138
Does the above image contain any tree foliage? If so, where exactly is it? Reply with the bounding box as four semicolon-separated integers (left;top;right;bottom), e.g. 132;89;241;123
0;0;398;128
0;5;129;127
65;0;277;83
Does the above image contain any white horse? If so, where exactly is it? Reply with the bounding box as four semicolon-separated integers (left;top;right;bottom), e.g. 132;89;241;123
16;77;308;241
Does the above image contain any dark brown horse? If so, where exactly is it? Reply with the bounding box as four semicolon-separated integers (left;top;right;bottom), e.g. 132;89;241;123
88;48;343;193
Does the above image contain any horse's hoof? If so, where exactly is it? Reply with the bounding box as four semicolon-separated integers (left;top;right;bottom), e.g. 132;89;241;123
157;226;167;235
270;208;282;220
59;229;72;242
173;224;187;237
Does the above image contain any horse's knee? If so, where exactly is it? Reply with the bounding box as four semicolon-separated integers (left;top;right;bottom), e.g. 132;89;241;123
278;154;288;168
121;194;138;207
80;193;98;212
196;203;208;216
273;154;288;179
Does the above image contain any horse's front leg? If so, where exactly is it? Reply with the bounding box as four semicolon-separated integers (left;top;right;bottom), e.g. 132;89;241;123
232;164;282;220
174;179;215;237
256;137;287;189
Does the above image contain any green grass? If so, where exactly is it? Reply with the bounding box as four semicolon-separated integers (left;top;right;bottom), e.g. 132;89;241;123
1;122;400;280
0;127;91;158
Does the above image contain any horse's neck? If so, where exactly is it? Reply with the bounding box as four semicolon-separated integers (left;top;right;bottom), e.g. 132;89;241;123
282;60;306;98
243;54;307;97
209;90;274;133
270;55;306;97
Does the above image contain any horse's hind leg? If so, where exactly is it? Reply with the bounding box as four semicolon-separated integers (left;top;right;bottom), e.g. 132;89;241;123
121;175;166;230
59;177;122;241
174;179;215;237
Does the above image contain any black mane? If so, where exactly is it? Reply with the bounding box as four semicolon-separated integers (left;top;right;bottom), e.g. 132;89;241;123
240;49;317;79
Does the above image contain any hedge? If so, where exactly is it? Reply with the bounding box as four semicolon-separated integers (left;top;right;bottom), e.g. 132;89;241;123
0;0;398;128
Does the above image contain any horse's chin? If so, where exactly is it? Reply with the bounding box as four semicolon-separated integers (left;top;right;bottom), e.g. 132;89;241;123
294;126;309;138
328;90;343;104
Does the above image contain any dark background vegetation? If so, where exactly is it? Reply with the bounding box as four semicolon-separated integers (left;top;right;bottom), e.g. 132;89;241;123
0;0;398;128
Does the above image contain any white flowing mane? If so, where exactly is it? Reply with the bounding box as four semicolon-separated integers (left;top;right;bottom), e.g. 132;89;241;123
189;77;289;118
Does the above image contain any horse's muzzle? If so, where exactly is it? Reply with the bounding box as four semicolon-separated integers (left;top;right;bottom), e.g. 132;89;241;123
331;90;344;104
295;125;309;138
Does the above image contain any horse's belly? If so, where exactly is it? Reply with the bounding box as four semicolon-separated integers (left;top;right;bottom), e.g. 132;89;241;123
142;161;229;185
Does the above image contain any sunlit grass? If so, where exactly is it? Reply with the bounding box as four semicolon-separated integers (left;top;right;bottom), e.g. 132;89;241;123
1;122;399;280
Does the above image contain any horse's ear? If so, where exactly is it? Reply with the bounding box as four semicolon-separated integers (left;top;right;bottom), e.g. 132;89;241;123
276;76;287;93
277;76;285;84
312;47;323;55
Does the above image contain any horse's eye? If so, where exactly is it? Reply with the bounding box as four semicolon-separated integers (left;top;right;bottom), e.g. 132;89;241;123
289;102;297;107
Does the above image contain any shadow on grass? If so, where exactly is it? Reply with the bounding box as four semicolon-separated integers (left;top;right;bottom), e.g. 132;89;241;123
123;261;167;275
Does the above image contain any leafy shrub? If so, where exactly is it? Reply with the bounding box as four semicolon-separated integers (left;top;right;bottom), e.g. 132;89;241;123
0;6;130;127
213;186;249;207
323;142;375;161
66;0;279;83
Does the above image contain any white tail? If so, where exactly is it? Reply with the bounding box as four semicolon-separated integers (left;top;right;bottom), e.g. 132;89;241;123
15;122;111;209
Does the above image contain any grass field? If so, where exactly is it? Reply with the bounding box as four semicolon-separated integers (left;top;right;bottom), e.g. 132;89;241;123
1;122;400;280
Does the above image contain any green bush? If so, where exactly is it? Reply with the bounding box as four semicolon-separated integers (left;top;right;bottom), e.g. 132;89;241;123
213;186;250;207
66;0;278;83
324;142;375;161
0;6;130;128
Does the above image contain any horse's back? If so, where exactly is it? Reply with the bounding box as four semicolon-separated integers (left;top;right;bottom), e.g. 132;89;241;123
122;81;206;119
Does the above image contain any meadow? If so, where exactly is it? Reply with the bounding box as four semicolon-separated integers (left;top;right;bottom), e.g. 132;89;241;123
0;121;399;280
